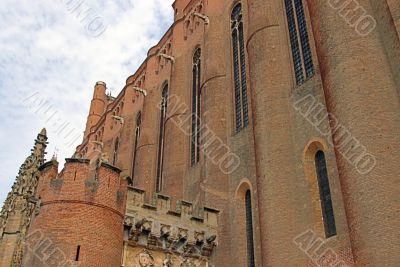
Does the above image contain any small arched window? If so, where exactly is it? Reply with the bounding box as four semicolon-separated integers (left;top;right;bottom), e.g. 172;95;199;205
131;112;141;178
284;0;314;85
156;85;168;192
231;3;249;132
113;138;119;165
315;150;337;237
191;48;201;166
245;190;255;267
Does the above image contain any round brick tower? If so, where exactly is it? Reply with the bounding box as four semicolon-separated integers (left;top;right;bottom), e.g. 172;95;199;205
23;158;128;267
84;81;107;138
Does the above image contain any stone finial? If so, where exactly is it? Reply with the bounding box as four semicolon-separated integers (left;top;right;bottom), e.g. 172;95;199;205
39;128;47;136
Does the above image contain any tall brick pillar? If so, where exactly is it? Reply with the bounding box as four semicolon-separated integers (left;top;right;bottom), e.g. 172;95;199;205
200;2;233;266
306;1;400;265
245;0;310;265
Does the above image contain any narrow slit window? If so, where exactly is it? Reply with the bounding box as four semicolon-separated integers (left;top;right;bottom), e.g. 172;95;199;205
284;0;314;85
156;85;168;192
131;112;141;178
231;3;249;132
245;190;255;267
315;151;337;238
75;245;81;261
191;48;201;166
112;138;119;165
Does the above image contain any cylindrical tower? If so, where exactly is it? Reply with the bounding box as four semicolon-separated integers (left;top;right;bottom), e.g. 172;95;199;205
306;0;400;265
84;81;107;138
23;158;128;267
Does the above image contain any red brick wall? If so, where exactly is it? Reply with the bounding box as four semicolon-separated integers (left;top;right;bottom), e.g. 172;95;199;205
23;159;127;267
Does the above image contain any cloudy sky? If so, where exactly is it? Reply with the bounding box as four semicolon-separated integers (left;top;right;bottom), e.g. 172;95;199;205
0;0;174;204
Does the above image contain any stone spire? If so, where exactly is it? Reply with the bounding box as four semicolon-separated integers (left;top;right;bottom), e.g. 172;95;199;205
0;129;48;267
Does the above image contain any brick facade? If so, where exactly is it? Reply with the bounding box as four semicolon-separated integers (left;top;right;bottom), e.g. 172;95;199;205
1;0;399;266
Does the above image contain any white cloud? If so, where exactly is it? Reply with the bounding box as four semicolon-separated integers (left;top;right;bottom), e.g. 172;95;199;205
0;0;174;203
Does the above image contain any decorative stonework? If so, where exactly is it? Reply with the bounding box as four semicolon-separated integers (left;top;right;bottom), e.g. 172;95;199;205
0;129;48;267
134;71;147;89
122;186;218;267
183;0;206;40
157;38;173;73
125;247;208;267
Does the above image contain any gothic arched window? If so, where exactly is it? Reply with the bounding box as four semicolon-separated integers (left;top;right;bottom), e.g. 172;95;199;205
231;3;249;132
156;85;168;192
315;150;337;237
131;112;141;178
284;0;314;85
245;190;255;267
191;48;201;166
113;138;119;165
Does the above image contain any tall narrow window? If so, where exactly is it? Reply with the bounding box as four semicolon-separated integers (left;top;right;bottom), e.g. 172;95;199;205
191;48;201;166
231;3;249;132
131;112;141;178
284;0;314;85
245;190;255;267
156;85;168;192
315;151;337;238
113;138;119;165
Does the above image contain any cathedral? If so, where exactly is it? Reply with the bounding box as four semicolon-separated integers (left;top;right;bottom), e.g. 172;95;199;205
1;0;399;266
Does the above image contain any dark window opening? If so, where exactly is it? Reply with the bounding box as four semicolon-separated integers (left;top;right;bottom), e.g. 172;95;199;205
284;0;314;85
231;3;249;132
191;48;201;166
245;190;255;267
131;112;141;178
75;245;81;261
113;138;119;165
315;150;337;238
156;85;168;192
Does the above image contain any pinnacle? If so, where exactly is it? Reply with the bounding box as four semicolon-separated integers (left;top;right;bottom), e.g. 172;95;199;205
40;128;47;136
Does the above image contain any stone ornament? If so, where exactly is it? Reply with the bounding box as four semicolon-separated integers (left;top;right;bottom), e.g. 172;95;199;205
135;249;154;267
0;129;48;267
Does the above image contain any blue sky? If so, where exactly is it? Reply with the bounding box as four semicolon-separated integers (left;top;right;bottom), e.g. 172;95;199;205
0;0;174;204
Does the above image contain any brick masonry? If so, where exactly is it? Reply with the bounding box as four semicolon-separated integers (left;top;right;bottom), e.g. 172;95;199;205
0;0;399;266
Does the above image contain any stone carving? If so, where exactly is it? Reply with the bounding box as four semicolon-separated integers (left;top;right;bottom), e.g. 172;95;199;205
195;232;204;244
100;152;109;164
124;187;218;265
136;249;154;267
183;1;205;39
124;216;134;227
0;129;48;267
162;253;173;267
180;257;199;267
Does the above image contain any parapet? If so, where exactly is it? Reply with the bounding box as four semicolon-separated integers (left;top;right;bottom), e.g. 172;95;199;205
95;81;106;87
37;157;128;217
124;186;219;257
